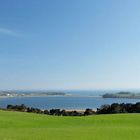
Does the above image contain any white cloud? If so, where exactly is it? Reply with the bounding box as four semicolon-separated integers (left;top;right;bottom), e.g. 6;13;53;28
0;27;18;37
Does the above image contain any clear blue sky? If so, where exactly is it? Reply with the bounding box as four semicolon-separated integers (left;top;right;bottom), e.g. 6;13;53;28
0;0;140;90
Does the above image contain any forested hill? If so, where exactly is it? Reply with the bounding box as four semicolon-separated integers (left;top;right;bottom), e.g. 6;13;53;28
102;92;140;99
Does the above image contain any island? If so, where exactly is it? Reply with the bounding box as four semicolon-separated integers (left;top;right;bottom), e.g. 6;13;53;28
102;91;140;99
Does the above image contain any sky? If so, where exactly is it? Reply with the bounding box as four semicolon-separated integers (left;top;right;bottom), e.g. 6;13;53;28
0;0;140;90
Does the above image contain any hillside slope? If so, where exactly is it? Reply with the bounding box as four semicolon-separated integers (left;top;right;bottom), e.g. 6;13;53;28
0;111;140;140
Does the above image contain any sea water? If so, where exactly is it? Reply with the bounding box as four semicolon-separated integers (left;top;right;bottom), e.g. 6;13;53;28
0;90;139;110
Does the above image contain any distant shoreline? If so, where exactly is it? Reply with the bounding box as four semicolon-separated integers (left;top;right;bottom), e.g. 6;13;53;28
0;95;102;99
0;91;102;98
102;91;140;99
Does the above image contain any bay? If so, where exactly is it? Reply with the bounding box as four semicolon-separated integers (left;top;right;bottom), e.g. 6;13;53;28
0;96;139;110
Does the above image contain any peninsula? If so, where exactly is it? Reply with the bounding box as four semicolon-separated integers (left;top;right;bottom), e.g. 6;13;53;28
0;90;67;98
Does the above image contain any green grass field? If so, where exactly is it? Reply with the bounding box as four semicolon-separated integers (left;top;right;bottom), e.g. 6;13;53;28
0;111;140;140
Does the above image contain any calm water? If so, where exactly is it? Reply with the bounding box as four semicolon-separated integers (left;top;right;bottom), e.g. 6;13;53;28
0;96;140;110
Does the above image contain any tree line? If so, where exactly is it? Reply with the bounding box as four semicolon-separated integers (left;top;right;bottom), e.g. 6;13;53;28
6;104;95;116
3;102;140;116
97;102;140;114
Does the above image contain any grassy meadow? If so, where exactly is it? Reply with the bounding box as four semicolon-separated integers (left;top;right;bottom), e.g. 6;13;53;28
0;110;140;140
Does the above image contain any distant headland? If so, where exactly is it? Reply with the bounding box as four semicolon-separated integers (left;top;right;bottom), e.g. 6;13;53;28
102;91;140;99
0;90;68;98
